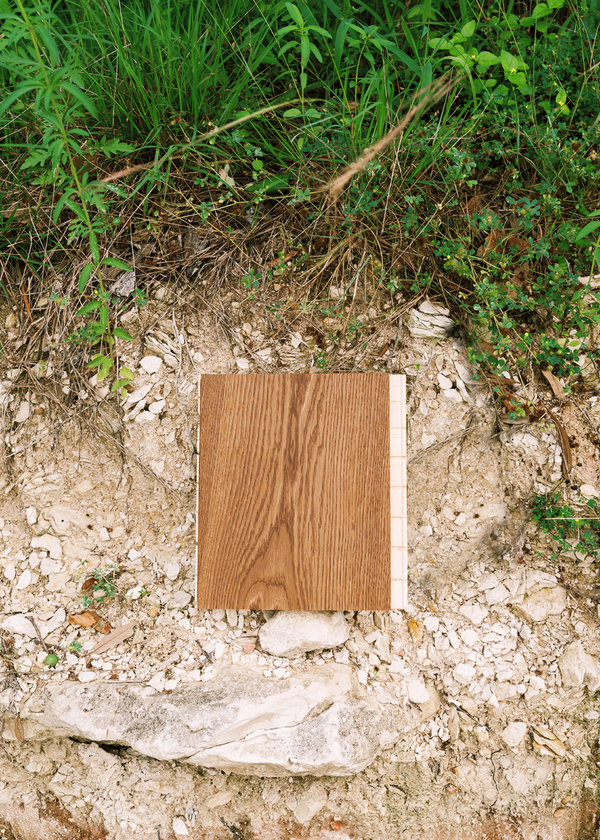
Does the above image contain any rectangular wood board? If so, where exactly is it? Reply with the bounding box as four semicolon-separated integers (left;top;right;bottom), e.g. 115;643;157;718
196;373;407;611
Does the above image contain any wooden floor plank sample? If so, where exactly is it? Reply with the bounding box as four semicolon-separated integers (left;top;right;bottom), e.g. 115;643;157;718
196;373;397;611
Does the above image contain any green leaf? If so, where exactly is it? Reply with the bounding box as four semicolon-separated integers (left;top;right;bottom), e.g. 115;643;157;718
461;20;476;38
89;231;99;265
333;19;351;71
476;50;501;67
76;301;102;317
111;380;129;393
78;264;95;293
309;42;323;62
300;32;310;67
88;353;109;369
100;138;135;156
508;71;527;87
500;49;527;76
99;305;109;333
36;25;60;66
285;3;305;28
101;258;131;272
548;0;564;7
113;327;133;340
119;366;134;380
60;82;98;118
277;24;297;39
283;107;303;117
97;358;112;381
531;3;551;21
575;220;600;241
555;88;567;107
0;81;41;119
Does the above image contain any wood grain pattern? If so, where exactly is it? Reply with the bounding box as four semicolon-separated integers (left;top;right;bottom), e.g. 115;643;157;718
197;373;391;610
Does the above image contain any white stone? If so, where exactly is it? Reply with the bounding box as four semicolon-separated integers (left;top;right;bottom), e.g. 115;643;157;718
165;561;180;581
459;603;487;625
293;784;328;824
419;300;449;316
501;721;527;747
454;512;467;526
40;556;60;576
407;679;430;704
172;591;191;608
22;665;420;777
31;534;62;560
126;586;144;600
205;790;233;809
15;569;31;590
259;611;349;658
98;528;110;542
4;563;15;581
25;507;37;525
126;383;153;404
236;358;250;370
1;614;37;638
134;410;155;423
477;573;499;591
424;616;439;632
149;399;166;414
148;674;165;692
459;628;480;647
558;642;600;692
580;484;599;498
140;356;163;374
453;663;476;685
514;587;566;622
14;401;30;423
172;817;188;836
407;309;454;339
437;373;452;390
486;584;509;605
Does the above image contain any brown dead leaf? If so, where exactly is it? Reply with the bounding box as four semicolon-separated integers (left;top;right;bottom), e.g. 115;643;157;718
506;235;529;254
81;576;97;593
68;610;101;629
543;407;572;474
97;621;112;635
477;229;501;257
407;619;424;644
14;716;24;743
91;623;136;655
541;369;566;400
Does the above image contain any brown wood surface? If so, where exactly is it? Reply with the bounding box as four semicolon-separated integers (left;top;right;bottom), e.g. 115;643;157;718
197;373;391;610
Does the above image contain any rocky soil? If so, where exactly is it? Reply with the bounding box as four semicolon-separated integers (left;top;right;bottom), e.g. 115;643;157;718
0;290;599;840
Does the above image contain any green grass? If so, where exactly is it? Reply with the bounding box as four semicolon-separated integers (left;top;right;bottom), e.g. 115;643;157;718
1;0;600;406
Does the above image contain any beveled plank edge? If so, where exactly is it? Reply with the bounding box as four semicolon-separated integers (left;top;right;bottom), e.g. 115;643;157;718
390;374;407;610
195;374;201;606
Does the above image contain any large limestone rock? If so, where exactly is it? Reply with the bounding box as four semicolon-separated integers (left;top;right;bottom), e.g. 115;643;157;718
559;642;600;692
514;586;567;622
21;665;430;777
259;610;350;657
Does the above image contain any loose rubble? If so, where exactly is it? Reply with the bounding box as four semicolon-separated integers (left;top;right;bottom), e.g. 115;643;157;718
0;311;599;840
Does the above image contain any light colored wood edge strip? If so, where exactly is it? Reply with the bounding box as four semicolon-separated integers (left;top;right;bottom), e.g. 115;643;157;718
390;374;407;609
195;375;201;606
391;578;406;609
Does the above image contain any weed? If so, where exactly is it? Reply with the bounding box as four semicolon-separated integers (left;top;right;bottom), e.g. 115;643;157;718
79;564;121;608
532;491;600;562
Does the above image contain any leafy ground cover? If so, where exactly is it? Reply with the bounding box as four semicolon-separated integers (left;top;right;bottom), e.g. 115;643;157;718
1;0;600;442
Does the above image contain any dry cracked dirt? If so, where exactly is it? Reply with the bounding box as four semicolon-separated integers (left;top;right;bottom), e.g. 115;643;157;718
0;285;599;840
